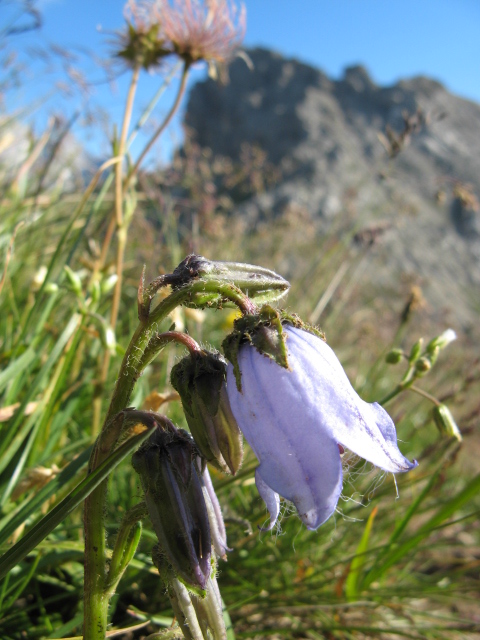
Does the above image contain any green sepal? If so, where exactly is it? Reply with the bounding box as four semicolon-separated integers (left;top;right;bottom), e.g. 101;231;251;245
222;305;325;391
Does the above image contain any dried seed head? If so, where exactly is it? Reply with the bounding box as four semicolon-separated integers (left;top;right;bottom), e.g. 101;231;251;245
160;0;246;76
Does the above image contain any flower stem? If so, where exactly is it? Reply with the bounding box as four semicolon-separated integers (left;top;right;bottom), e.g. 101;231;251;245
140;331;202;371
409;384;441;406
125;61;190;190
378;365;417;406
83;277;252;639
92;66;140;437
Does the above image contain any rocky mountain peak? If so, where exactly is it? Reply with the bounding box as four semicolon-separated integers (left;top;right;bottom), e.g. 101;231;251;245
184;47;480;331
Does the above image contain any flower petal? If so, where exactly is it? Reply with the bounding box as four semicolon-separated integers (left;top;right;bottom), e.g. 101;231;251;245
285;328;417;474
255;468;280;531
227;342;343;530
201;464;231;558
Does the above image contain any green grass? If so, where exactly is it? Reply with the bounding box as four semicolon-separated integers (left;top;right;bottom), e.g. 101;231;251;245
1;167;478;638
1;8;479;637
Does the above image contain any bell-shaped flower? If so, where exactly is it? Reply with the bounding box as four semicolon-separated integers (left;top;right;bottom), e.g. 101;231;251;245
226;326;417;531
132;427;212;590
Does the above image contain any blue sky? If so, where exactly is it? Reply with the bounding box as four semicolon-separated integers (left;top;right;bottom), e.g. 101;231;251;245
4;0;480;161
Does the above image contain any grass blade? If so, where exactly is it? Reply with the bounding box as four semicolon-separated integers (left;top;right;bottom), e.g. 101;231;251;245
0;426;154;579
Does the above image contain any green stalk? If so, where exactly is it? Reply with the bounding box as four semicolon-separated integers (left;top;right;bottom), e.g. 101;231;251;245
378;365;416;406
125;61;190;190
12;157;120;353
83;278;254;639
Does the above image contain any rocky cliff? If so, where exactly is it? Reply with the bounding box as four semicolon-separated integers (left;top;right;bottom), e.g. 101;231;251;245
185;48;480;331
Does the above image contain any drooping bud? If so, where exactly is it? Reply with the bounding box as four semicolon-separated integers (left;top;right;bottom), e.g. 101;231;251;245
171;351;243;475
170;255;290;306
432;404;462;442
132;427;211;590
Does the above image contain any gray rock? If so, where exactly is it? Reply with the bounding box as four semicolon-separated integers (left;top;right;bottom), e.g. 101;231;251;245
185;48;480;331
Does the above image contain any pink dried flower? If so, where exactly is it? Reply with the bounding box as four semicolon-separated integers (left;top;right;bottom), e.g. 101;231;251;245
159;0;246;74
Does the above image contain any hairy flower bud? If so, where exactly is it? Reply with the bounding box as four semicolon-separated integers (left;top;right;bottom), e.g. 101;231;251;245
171;254;290;306
132;427;211;590
171;351;243;474
432;404;462;442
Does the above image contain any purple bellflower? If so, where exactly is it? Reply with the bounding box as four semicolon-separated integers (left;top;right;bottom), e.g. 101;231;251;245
226;325;417;531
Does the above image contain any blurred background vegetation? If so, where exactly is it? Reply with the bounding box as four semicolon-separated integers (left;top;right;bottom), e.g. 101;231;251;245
0;1;479;638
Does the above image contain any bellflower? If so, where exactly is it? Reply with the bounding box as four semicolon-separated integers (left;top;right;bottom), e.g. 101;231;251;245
226;325;417;531
132;427;212;589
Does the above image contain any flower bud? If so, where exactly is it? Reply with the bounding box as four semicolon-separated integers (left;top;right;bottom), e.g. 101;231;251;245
385;348;403;364
414;356;431;375
171;255;290;306
132;427;212;590
171;351;243;475
63;265;83;297
432;404;462;442
409;338;424;364
101;273;118;294
88;280;101;305
428;345;440;366
426;329;457;353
